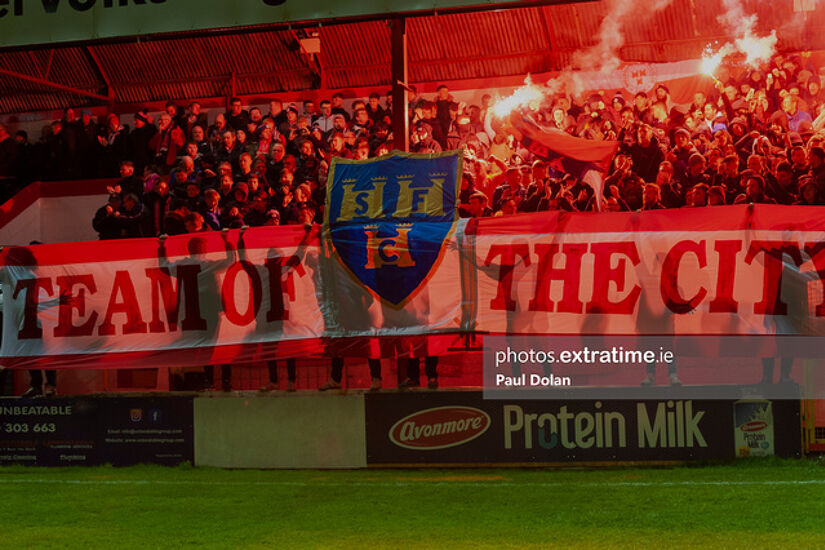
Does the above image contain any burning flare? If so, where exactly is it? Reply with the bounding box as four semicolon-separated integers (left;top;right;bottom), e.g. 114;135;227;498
735;29;777;67
702;0;778;76
492;76;544;118
700;44;732;78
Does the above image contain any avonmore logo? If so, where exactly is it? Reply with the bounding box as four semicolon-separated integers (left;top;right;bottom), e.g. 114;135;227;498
389;407;491;450
740;421;768;432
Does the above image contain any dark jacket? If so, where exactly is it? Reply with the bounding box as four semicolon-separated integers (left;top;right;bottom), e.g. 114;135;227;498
99;124;132;177
92;204;122;240
226;110;251;132
130;124;157;175
142;190;172;236
630;137;664;183
213;143;242;170
118;175;145;199
243;208;270;227
118;202;145;238
163;211;187;236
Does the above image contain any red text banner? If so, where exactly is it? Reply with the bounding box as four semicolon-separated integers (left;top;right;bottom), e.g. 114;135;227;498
2;205;825;369
0;224;464;369
470;206;825;337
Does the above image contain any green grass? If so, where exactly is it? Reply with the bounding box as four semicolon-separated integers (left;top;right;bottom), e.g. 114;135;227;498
1;459;825;549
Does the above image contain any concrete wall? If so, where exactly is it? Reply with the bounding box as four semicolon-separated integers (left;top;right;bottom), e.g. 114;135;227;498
0;197;41;246
39;194;107;244
0;193;107;246
194;394;366;469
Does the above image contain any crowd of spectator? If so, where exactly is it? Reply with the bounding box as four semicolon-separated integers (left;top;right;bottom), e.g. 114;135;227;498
3;51;825;395
460;52;825;217
1;51;825;242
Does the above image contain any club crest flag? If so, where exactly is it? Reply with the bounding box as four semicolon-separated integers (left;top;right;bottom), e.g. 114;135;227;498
324;150;462;307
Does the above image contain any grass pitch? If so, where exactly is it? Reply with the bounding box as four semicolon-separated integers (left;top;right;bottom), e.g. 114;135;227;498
1;458;824;549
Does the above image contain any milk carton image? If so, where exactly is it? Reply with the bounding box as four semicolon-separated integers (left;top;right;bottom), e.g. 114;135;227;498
734;400;775;457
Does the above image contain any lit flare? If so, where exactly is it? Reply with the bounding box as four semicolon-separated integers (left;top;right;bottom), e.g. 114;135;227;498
492;76;544;118
700;44;732;80
735;30;777;67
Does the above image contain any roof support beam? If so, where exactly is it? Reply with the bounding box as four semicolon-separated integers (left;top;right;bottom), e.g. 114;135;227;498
113;68;315;88
43;49;54;80
316;24;328;90
325;50;550;73
391;17;408;152
539;5;560;53
0;67;110;102
84;46;116;105
288;27;323;89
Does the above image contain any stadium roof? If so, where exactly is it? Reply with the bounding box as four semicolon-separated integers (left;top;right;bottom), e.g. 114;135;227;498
1;0;824;114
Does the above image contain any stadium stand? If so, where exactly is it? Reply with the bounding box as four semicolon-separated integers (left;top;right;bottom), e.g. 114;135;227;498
2;50;825;394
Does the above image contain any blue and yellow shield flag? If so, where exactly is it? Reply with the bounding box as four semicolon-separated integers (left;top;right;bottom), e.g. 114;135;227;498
324;150;462;308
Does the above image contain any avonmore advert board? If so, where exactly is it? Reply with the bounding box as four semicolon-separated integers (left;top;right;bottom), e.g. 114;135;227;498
364;392;801;465
0;396;193;466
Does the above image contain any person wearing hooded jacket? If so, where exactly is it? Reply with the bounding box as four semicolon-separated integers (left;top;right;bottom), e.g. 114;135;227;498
765;110;789;149
118;193;145;238
730;118;756;163
224;181;250;216
629;124;665;183
668;128;698;184
410;123;442;154
793;176;820;205
93;193;124;240
163;198;189;235
733;173;778;205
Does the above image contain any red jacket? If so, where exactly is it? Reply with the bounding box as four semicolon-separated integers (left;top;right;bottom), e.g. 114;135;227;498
149;125;186;167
